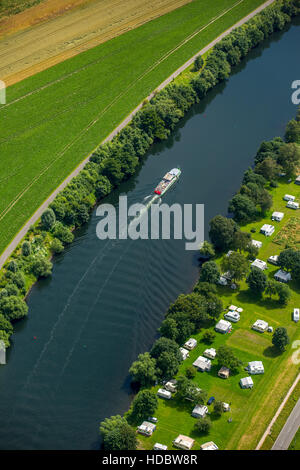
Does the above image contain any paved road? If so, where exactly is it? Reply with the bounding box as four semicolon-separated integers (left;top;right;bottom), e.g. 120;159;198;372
0;0;275;270
256;373;300;450
272;398;300;450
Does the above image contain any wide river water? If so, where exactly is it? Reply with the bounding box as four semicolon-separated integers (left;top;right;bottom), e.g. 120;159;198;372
0;19;299;450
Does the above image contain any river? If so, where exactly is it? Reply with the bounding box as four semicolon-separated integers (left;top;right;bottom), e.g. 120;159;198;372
0;18;299;450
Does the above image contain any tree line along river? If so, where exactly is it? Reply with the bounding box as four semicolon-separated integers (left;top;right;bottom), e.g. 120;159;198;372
0;17;299;450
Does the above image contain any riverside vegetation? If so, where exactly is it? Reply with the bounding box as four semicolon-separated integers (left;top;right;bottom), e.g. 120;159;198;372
0;0;299;387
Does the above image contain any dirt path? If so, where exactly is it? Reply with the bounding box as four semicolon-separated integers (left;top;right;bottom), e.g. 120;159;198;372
0;0;191;86
0;0;275;270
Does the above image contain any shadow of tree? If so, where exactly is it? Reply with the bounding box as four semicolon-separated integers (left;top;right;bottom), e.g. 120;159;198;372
263;345;282;358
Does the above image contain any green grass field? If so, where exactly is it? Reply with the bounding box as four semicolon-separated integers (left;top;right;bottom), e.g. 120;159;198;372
137;178;300;450
0;0;265;255
289;426;300;450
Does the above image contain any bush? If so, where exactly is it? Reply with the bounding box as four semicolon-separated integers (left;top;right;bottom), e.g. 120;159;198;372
0;296;28;321
130;390;158;421
31;257;53;279
185;366;196;379
50;238;64;254
202;330;216;344
21;241;31;256
41;208;56;231
194;416;211;434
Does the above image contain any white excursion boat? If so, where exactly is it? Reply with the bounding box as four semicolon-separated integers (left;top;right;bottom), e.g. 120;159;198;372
154;168;181;196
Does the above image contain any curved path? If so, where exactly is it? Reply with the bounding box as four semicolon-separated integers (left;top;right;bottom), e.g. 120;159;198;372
0;0;274;269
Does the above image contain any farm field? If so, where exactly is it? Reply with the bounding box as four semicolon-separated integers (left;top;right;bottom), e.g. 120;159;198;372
138;177;300;450
0;0;192;84
0;0;266;256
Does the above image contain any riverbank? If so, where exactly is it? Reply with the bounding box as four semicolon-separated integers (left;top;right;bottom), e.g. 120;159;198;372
118;117;300;451
0;11;299;450
0;0;270;257
1;0;296;352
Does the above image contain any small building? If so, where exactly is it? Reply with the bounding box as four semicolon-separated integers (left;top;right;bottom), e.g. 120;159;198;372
252;319;269;333
218;366;230;379
267;326;273;333
203;347;216;360
236;307;243;313
173;435;195;450
283;194;295;202
268;255;279;265
180;347;190;360
191;404;208;419
200;441;219;450
252;239;263;249
260;224;275;237
153;443;167;450
157;388;172;400
193;355;212;372
274;269;292;283
295;175;300;185
229;304;238;311
165;381;177;393
271;211;284;222
286;201;299;210
138;421;156;436
240;376;254;389
226;250;234;257
251;258;267;271
184;338;197;350
215;319;232;334
247;361;264;375
224;311;240;323
223;402;230;412
293;308;299;323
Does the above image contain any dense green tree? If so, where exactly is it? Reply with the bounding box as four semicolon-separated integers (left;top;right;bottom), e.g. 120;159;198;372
95;176;112;199
232;230;251;252
156;351;181;379
202;330;216;344
272;327;290;352
99;415;137;450
285;119;300;144
21;241;31;257
7;260;18;273
277;143;300;178
221;252;249;283
129;352;157;387
0;296;28;321
31;257;53;279
229;194;257;222
131;390;158;421
194;416;211;434
199;241;215;259
41;208;56;231
209;215;237;252
276;283;291;305
199;261;220;284
52;222;74;244
255;156;280;181
193;55;204;71
0;330;10;348
159;317;178;341
0;313;13;335
213;401;224;417
246;267;267;295
185;366;196;379
216;345;242;373
167;293;209;328
50;238;64;254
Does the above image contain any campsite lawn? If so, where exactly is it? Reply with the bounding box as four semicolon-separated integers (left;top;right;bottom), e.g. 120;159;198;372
0;0;265;255
138;178;300;450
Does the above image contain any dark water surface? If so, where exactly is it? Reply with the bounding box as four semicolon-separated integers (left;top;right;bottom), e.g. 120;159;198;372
0;19;299;449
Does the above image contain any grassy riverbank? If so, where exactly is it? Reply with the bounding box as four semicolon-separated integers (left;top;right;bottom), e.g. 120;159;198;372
0;0;266;255
136;174;300;451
